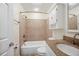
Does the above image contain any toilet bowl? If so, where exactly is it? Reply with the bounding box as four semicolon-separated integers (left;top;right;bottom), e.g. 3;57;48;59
37;47;47;56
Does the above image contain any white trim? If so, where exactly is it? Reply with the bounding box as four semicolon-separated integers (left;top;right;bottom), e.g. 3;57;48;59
47;4;56;13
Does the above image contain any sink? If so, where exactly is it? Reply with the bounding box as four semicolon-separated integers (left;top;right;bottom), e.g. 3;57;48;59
57;44;79;56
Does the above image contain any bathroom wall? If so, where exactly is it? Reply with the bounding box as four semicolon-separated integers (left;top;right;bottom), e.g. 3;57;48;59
21;13;49;41
19;14;27;45
12;3;24;56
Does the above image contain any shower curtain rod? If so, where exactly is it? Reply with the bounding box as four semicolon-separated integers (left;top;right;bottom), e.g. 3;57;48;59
26;19;48;20
20;11;48;14
22;19;48;24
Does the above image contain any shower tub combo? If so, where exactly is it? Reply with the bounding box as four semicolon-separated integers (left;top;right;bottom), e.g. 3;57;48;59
21;41;56;56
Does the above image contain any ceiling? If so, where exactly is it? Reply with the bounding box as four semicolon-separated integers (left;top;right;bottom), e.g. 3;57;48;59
21;3;53;13
69;3;79;10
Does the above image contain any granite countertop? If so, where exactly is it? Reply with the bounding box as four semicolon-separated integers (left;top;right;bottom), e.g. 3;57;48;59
47;40;79;56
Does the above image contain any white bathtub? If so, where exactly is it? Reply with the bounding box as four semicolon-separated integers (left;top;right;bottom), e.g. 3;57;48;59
21;41;56;56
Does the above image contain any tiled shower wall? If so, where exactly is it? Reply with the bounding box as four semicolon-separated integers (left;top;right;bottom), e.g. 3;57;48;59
19;13;49;45
25;19;48;41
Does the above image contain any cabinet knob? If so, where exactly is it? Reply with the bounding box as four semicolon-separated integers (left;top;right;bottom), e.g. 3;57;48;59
9;42;14;47
14;46;17;49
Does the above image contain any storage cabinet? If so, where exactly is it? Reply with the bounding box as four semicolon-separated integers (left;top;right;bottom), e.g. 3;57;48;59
48;4;66;40
49;4;65;29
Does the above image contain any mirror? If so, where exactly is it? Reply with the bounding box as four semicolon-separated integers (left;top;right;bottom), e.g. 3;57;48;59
68;3;79;32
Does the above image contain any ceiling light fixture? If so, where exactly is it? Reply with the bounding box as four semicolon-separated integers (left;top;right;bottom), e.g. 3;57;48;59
34;8;39;11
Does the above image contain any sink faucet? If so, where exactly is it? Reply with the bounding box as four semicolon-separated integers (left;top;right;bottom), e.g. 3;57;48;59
73;33;79;44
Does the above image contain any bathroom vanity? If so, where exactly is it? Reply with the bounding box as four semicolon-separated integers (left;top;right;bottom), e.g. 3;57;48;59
47;36;79;56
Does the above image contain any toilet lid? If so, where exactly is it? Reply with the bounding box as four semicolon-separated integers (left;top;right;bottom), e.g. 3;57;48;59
37;47;47;53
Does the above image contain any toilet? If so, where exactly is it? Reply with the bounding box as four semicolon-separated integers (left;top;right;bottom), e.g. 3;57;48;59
37;47;47;56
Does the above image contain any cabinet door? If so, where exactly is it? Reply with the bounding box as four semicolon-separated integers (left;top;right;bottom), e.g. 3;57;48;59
56;4;65;28
0;4;8;39
0;4;14;56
